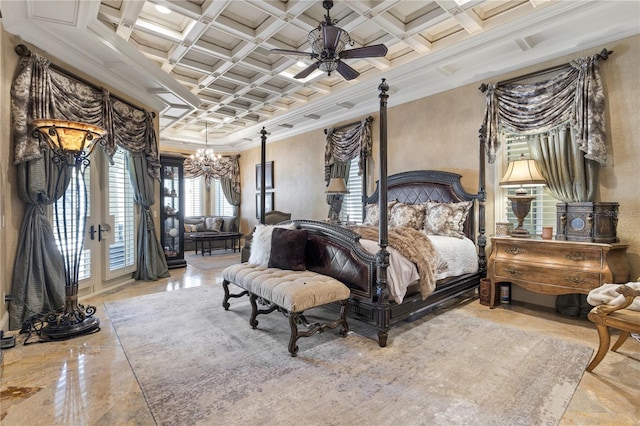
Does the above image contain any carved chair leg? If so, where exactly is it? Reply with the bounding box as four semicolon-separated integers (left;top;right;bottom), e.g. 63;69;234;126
586;323;611;372
611;331;630;352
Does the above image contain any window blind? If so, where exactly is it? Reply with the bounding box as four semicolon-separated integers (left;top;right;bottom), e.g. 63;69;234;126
340;157;364;224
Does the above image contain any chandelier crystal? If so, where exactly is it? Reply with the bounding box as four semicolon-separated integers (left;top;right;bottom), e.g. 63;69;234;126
190;122;220;172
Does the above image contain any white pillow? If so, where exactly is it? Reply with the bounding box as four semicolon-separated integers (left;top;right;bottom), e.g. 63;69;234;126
248;223;296;266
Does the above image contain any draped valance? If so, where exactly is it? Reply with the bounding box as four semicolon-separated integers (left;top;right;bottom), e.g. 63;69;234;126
324;116;372;184
11;50;162;179
184;154;241;192
483;53;607;166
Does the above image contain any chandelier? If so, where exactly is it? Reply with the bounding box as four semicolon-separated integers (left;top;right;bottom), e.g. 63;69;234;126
190;122;220;173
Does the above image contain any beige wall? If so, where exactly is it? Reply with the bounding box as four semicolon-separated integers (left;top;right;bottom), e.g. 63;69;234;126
238;35;640;285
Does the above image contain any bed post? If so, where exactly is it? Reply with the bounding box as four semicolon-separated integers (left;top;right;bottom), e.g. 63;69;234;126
376;79;391;346
259;127;267;224
477;125;487;272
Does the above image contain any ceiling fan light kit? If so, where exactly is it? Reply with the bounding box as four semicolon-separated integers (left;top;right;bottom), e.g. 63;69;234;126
272;0;388;80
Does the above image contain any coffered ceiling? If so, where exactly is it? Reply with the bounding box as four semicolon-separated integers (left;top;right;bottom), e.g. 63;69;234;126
2;1;639;153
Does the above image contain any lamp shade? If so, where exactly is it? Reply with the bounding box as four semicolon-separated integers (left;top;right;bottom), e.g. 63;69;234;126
500;154;546;187
32;119;107;156
326;177;349;194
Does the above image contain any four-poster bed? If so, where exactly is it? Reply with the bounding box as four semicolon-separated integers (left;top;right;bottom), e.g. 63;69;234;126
242;78;486;347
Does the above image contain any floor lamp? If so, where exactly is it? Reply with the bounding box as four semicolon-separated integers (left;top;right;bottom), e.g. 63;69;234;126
31;119;108;340
499;153;546;237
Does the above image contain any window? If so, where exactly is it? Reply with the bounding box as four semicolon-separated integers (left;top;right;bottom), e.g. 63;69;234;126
52;165;91;281
108;148;135;272
501;134;557;235
184;176;203;217
214;179;234;216
340;157;364;224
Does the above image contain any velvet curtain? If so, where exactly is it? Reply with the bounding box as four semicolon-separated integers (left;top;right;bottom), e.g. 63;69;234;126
9;51;165;328
527;125;597;202
482;53;607;202
128;151;170;281
8;152;68;329
324;117;372;217
324;117;372;185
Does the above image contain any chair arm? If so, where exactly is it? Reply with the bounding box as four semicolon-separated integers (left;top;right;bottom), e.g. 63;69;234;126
591;285;640;317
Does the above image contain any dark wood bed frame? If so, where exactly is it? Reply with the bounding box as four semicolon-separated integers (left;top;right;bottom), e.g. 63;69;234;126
256;79;487;347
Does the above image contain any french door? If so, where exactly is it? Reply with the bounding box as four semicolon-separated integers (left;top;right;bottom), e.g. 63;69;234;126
52;147;137;295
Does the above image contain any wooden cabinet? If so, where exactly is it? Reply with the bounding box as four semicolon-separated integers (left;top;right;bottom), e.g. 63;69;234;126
160;155;187;269
487;237;629;308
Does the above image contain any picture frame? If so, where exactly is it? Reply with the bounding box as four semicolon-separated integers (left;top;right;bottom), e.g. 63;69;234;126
255;192;274;219
255;161;274;190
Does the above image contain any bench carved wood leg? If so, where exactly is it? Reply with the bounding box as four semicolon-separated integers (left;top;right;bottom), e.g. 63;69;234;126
222;279;248;310
286;300;350;357
288;312;301;357
249;293;279;329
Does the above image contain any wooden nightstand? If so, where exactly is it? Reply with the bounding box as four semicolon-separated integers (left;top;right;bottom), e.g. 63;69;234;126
487;237;630;308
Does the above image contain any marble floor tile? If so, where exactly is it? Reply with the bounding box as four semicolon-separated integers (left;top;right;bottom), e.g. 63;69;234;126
1;252;638;425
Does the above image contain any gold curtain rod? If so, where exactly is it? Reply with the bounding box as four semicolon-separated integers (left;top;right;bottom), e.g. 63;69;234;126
478;48;613;92
15;44;156;118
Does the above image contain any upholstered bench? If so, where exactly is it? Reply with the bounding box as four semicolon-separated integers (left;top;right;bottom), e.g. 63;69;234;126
222;263;350;357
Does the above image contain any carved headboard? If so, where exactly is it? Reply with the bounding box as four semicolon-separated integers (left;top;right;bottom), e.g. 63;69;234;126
364;170;479;242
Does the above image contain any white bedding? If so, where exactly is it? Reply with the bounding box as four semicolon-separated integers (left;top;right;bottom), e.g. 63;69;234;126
359;235;478;304
427;235;478;280
587;282;640;311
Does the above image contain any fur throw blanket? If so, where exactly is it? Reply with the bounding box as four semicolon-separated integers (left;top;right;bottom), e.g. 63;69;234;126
587;282;640;311
348;225;437;300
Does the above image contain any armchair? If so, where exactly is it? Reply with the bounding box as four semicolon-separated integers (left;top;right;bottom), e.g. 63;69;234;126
241;210;292;263
586;282;640;372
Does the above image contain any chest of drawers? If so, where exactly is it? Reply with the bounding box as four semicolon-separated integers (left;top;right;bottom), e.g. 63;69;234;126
487;237;630;308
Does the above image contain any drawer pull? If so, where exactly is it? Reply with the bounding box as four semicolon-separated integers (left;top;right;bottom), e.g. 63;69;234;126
504;267;522;276
565;275;588;285
566;252;588;262
505;247;525;256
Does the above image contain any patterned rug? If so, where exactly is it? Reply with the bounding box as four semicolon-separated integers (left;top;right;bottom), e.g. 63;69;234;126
106;286;592;426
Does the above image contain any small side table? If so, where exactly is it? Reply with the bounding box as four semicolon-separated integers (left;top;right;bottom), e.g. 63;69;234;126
487;237;630;308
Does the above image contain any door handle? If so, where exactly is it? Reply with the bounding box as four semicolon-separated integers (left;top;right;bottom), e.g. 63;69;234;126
89;224;110;242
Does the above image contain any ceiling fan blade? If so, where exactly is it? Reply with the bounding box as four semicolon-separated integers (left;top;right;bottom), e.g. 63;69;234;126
340;44;388;59
336;61;359;81
293;62;320;79
271;48;313;57
322;25;342;51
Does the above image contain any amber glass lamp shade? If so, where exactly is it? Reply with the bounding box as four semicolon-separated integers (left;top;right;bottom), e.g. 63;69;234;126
32;119;107;157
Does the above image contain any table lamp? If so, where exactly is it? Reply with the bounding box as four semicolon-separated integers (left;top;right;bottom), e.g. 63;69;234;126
499;154;546;237
326;177;348;224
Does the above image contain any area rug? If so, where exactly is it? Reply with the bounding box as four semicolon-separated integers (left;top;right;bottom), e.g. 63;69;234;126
106;286;593;426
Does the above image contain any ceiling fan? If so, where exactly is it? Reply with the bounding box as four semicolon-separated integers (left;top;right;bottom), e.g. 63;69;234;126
271;0;388;81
